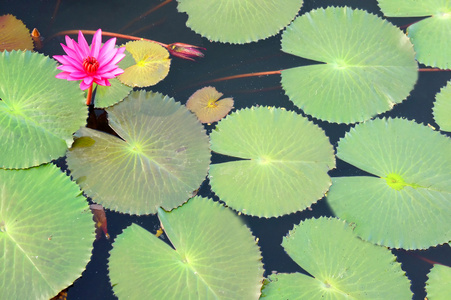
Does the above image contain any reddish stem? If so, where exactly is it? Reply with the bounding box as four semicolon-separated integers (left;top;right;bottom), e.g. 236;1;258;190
202;67;448;85
408;252;448;267
419;68;450;72
49;30;168;48
399;17;428;30
86;84;93;105
207;70;283;84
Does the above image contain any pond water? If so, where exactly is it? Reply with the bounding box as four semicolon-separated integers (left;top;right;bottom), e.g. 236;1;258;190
3;0;451;299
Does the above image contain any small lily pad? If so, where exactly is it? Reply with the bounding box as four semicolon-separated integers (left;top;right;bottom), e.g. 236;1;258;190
261;217;412;299
118;40;170;87
67;90;210;215
209;107;335;217
0;163;94;300
177;0;304;44
186;86;234;123
108;197;264;299
281;6;418;123
0;50;87;169
433;80;451;132
327;118;451;249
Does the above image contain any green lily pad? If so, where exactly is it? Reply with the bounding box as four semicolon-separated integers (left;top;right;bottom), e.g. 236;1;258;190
281;6;418;124
0;50;87;169
176;0;304;44
261;217;412;299
433;80;451;132
0;163;94;300
378;0;451;69
327;118;451;249
209;107;335;218
117;40;171;88
108;197;264;299
93;78;132;108
426;264;451;299
66;90;210;215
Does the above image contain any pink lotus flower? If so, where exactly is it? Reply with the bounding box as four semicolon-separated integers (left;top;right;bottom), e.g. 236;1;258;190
53;29;125;105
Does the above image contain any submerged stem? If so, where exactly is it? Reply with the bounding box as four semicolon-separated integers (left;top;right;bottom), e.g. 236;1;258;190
119;0;173;33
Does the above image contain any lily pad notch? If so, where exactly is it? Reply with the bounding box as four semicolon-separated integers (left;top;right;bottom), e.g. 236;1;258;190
280;6;418;123
67;90;211;215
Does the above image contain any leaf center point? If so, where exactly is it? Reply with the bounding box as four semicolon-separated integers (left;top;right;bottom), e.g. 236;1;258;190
384;173;421;190
206;99;218;108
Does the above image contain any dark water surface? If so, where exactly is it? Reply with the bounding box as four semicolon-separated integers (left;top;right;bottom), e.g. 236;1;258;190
3;0;451;299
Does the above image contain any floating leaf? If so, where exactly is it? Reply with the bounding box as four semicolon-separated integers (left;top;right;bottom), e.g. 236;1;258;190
261;217;412;299
327;118;451;249
93;78;132;108
433;80;451;132
67;91;210;215
0;50;87;169
176;0;304;44
209;107;335;217
0;15;33;51
186;86;234;123
0;164;94;300
117;40;170;87
280;6;418;123
378;0;451;69
377;0;447;16
109;197;264;299
426;264;451;299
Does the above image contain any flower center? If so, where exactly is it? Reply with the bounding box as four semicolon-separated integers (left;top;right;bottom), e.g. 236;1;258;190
82;56;99;74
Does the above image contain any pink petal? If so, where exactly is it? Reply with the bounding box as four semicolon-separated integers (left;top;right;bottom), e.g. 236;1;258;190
55;72;70;79
97;63;120;73
79;81;92;90
97;72;118;79
61;44;83;63
91;29;102;57
65;35;76;49
98;45;118;65
53;55;69;65
109;52;126;66
67;71;88;80
97;38;117;62
54;55;84;71
73;40;89;61
77;31;90;57
117;46;126;55
106;68;124;77
94;78;110;86
112;68;124;76
62;55;84;70
59;65;83;73
83;77;94;86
